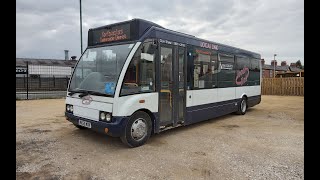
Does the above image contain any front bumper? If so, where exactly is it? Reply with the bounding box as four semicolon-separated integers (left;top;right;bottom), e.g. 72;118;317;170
65;112;129;137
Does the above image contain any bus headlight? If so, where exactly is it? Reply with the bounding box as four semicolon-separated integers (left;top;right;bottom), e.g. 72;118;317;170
100;111;112;122
66;104;73;113
106;113;111;122
100;112;106;120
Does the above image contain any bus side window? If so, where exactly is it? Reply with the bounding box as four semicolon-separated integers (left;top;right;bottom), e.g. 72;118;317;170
193;49;212;89
120;40;156;96
211;51;218;88
235;56;250;86
217;54;235;88
191;48;218;89
249;58;261;85
186;47;194;90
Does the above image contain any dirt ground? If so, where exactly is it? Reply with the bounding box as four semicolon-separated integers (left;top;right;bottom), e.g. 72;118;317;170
16;95;304;179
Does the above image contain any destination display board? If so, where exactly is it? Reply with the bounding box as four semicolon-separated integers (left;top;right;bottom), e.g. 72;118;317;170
88;23;131;46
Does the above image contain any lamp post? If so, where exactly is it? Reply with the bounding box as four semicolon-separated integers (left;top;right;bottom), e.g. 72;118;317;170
79;0;83;54
273;54;277;78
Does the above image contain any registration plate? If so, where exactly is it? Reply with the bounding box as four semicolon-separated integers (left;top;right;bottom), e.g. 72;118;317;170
78;120;91;128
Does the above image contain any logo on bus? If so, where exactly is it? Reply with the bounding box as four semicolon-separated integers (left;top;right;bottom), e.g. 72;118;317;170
221;63;233;70
236;67;249;86
200;42;218;50
82;95;93;105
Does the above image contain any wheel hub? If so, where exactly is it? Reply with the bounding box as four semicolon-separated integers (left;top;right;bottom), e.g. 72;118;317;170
241;100;246;112
131;118;147;141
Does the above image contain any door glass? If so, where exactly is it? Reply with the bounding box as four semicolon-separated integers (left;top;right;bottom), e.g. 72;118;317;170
178;47;185;121
159;46;173;123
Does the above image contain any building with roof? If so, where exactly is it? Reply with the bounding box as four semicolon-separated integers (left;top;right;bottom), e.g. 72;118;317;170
261;59;303;78
16;57;78;96
16;57;77;76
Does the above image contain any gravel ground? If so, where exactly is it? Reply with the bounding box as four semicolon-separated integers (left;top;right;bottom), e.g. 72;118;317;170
16;95;304;179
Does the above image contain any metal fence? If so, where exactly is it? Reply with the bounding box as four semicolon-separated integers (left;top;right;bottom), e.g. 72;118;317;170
16;62;72;100
17;63;304;99
262;77;304;96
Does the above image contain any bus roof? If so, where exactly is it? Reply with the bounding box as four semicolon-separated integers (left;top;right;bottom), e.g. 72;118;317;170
148;26;261;58
88;18;260;59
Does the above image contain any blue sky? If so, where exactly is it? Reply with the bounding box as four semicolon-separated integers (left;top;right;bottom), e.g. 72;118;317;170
16;0;304;65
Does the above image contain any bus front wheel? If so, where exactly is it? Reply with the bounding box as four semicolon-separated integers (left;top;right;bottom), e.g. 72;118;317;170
236;97;247;115
120;111;152;147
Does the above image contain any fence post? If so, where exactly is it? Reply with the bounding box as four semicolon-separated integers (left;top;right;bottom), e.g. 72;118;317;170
66;76;69;89
291;78;293;95
26;61;29;100
281;78;283;95
23;75;26;88
53;75;55;88
39;75;41;88
290;78;293;95
301;78;303;96
272;78;274;95
303;78;304;96
294;78;296;95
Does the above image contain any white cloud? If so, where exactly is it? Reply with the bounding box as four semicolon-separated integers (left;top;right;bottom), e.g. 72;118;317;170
16;0;304;64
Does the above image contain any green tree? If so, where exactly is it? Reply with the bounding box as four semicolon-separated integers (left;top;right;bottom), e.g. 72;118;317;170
296;60;303;69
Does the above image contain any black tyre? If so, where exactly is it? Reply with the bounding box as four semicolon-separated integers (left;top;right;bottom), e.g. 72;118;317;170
74;124;87;130
236;97;247;115
120;111;152;148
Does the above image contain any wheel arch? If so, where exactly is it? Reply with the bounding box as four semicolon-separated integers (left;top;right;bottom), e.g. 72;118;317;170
131;108;156;134
239;93;248;100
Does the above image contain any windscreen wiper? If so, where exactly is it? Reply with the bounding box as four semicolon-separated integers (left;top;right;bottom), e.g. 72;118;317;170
68;89;88;96
78;91;90;98
68;90;112;97
88;91;108;97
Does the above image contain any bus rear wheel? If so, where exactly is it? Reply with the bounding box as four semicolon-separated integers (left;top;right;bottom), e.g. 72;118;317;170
236;97;247;115
120;111;152;147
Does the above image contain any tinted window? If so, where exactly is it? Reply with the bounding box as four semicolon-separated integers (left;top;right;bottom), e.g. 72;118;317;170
211;52;218;88
193;49;211;89
249;58;261;85
236;56;250;70
235;56;250;86
220;54;234;63
193;48;217;89
121;40;156;95
218;54;235;88
187;47;193;90
251;59;260;71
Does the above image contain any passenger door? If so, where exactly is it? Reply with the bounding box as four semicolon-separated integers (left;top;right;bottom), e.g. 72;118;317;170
158;43;186;127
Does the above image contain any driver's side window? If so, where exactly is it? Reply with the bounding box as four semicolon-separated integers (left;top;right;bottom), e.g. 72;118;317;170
120;39;156;96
